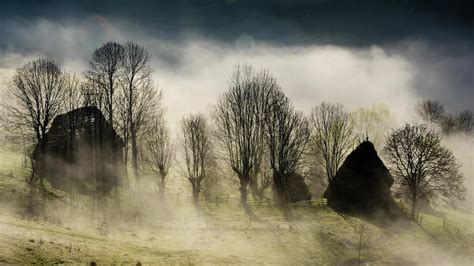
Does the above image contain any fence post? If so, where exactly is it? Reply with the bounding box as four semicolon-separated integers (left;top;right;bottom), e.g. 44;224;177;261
216;196;218;206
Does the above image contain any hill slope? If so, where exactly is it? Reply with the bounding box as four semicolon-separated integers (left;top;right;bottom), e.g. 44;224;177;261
0;147;473;264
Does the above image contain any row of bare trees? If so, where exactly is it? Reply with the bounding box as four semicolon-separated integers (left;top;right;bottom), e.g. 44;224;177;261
213;64;353;207
84;42;158;175
0;42;169;188
209;65;466;215
1;47;466;216
416;100;473;134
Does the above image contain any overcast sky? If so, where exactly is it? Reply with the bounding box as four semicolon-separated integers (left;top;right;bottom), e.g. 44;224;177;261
0;0;473;128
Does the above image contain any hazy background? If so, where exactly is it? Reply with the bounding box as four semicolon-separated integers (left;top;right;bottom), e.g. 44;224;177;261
0;0;473;129
0;2;472;199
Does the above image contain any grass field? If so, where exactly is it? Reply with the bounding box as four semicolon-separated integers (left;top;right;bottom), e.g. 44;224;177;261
0;146;473;264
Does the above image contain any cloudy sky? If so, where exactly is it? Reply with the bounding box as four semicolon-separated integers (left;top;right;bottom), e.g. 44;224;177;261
0;0;473;128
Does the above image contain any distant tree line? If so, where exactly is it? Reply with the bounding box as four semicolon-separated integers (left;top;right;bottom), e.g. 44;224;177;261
416;100;473;135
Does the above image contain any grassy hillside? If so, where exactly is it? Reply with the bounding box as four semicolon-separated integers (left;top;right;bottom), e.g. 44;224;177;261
0;146;473;264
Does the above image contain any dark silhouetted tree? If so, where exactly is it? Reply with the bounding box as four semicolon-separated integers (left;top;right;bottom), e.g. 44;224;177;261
2;59;66;184
384;123;465;218
85;41;124;126
214;64;275;207
145;115;174;199
119;42;156;175
264;87;310;206
310;102;355;185
416;100;445;125
456;110;473;132
180;114;213;205
416;100;473;135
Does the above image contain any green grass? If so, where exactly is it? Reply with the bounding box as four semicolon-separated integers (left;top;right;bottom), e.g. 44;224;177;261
0;146;473;264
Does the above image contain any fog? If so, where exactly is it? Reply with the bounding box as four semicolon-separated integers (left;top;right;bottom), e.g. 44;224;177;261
0;16;473;264
1;18;473;125
1;18;472;199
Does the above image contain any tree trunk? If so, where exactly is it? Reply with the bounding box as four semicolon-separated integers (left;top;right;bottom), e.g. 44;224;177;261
273;172;287;207
123;136;129;164
35;136;48;185
131;131;139;178
275;186;287;207
249;175;259;199
192;183;200;205
239;177;249;207
410;192;417;219
158;177;165;199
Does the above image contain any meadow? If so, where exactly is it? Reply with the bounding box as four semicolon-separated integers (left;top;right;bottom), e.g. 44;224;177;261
0;146;473;264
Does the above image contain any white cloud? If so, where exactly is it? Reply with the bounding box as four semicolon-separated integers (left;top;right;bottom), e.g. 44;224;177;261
149;41;418;130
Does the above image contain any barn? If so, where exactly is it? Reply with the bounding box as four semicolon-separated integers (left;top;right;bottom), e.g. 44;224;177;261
33;106;125;196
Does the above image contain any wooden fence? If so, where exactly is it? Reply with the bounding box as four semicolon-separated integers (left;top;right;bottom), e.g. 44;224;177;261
174;192;327;207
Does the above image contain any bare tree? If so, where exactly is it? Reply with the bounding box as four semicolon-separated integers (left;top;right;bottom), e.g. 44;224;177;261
60;73;85;193
383;123;465;218
264;87;310;206
61;74;84;113
119;42;155;175
2;59;66;184
416;100;446;125
145;115;175;199
85;41;124;126
180;114;213;205
82;79;104;109
456;110;473;132
310;103;355;185
214;64;275;206
440;113;458;134
416;100;473;134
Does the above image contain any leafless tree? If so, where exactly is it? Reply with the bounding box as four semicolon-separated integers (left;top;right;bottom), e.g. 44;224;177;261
383;123;465;218
416;100;473;134
2;59;66;184
264;87;310;206
59;73;85;192
214;64;275;206
440;113;458;134
456;110;473;132
84;41;124;126
62;73;84;113
310;103;355;185
180;114;213;205
416;100;446;125
118;42;155;175
145;115;175;199
82;79;104;109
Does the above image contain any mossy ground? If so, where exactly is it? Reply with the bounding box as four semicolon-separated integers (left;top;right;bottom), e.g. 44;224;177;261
0;146;473;264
